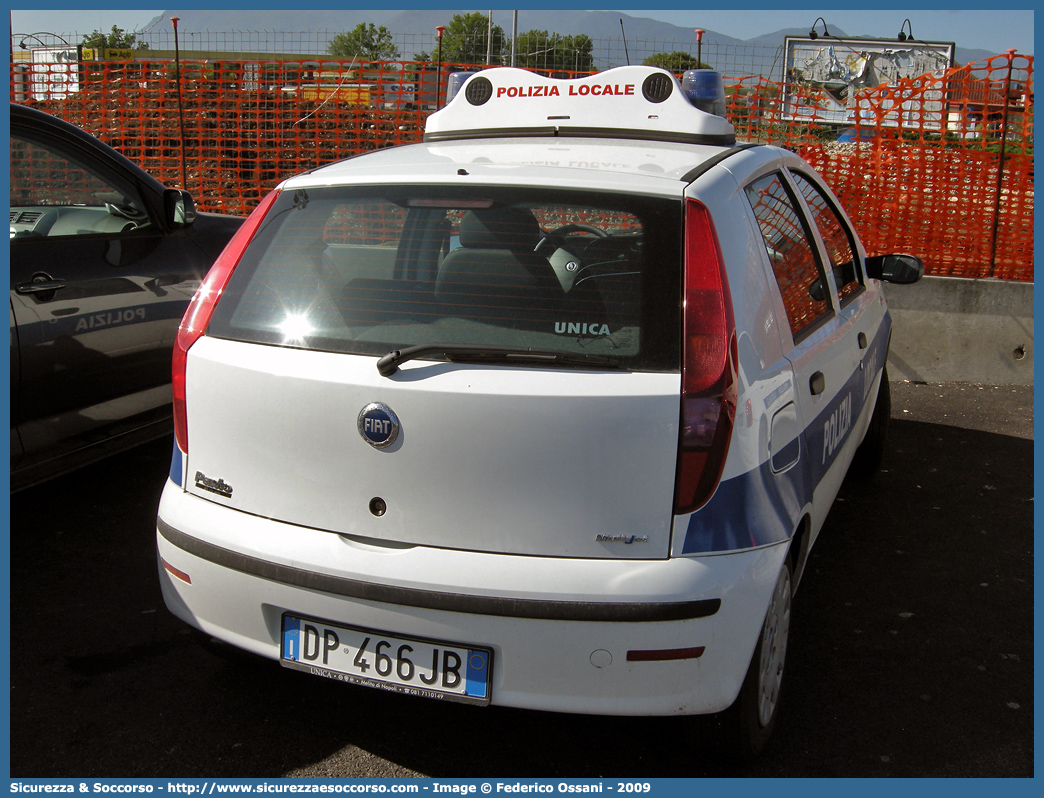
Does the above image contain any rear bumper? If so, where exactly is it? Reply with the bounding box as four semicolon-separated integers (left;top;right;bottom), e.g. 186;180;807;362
157;480;788;716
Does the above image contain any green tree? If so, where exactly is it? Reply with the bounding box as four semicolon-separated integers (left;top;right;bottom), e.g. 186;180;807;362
515;30;593;73
441;12;506;65
327;23;399;63
81;25;148;51
643;52;710;75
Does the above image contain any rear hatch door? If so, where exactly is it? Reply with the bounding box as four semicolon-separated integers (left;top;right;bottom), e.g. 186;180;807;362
185;341;680;559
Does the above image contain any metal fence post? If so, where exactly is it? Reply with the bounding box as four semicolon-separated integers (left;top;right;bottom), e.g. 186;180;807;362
171;16;187;192
435;25;444;109
988;49;1017;278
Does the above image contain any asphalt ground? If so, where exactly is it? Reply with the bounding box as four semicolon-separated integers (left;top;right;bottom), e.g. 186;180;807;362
7;381;1034;778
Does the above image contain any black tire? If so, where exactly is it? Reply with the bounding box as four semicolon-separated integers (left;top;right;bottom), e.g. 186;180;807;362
708;554;793;764
848;366;890;479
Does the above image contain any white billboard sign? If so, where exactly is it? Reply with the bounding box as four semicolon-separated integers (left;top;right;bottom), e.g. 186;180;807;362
30;46;81;101
782;37;955;126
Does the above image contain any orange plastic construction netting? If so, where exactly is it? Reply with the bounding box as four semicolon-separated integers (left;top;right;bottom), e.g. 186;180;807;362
12;54;1034;280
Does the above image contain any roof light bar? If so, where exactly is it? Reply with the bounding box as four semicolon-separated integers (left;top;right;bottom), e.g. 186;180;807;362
424;66;735;146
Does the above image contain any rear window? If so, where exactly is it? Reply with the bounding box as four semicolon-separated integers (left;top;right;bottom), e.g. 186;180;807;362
207;185;682;370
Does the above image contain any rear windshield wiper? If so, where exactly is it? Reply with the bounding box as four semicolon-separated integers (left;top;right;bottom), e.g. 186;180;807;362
377;344;623;376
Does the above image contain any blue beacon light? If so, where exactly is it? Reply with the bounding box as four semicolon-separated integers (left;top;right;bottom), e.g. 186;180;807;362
682;69;726;117
445;72;474;104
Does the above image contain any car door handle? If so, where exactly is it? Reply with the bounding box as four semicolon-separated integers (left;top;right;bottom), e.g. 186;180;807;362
16;278;67;295
858;332;868;349
810;371;826;396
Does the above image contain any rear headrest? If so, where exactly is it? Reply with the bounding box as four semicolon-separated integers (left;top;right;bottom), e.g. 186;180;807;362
458;206;541;251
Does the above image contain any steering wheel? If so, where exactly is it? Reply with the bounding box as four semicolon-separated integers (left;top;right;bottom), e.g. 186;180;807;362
536;223;608;256
549;223;608;238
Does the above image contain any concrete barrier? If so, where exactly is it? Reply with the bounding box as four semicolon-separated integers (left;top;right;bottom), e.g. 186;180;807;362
884;276;1034;385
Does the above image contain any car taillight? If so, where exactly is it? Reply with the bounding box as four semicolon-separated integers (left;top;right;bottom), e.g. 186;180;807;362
173;188;281;453
674;199;737;514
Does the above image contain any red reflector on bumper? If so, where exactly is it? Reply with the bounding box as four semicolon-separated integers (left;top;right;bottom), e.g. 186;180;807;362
162;560;192;584
627;646;705;662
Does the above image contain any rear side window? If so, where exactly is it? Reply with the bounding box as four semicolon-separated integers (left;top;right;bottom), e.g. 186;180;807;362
789;170;863;306
744;172;831;342
206;186;681;370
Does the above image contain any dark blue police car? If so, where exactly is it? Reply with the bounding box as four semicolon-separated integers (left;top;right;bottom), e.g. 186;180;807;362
10;103;243;490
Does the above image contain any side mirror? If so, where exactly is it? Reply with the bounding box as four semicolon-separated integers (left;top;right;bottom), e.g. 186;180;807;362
164;188;197;229
865;254;924;284
808;276;825;302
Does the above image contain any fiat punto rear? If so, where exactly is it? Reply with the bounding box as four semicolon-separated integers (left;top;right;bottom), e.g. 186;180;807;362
157;65;920;759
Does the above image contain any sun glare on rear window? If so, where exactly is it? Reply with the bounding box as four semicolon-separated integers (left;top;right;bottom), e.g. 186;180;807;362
278;312;315;344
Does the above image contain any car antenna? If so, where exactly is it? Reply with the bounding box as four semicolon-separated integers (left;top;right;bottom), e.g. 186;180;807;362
619;18;631;65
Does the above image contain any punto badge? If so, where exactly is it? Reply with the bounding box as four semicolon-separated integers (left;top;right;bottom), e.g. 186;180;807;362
358;402;400;449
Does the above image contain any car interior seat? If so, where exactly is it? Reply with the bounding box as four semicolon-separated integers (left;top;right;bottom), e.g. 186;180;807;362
435;206;561;325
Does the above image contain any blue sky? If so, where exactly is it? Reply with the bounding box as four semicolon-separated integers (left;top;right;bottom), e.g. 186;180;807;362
618;9;1034;55
9;6;1035;56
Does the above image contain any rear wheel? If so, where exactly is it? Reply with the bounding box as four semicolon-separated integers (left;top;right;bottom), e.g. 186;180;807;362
849;366;890;479
708;555;792;763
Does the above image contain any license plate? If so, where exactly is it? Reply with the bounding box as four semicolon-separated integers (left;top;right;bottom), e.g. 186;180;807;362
280;614;493;705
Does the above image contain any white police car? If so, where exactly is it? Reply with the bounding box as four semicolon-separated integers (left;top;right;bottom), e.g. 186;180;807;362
156;66;921;760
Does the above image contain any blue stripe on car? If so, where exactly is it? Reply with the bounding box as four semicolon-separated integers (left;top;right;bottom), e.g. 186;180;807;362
682;317;890;553
169;441;183;487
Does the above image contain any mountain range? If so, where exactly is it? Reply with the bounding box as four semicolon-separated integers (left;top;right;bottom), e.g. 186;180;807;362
142;9;996;68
